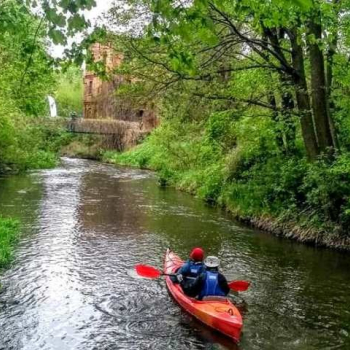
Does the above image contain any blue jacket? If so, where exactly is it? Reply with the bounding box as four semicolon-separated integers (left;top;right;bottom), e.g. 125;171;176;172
178;259;205;279
198;270;228;299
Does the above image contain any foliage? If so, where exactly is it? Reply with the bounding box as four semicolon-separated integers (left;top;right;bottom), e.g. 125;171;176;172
0;115;74;173
0;0;55;116
1;0;97;47
99;0;350;239
107;0;350;159
0;217;20;268
56;66;83;118
303;154;350;228
0;1;76;173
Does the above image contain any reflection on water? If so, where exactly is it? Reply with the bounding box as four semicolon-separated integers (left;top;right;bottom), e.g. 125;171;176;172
0;158;350;350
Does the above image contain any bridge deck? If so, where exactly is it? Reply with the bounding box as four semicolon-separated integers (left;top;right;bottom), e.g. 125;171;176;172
67;119;143;135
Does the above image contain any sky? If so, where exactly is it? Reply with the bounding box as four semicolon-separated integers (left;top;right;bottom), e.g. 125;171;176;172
51;0;115;58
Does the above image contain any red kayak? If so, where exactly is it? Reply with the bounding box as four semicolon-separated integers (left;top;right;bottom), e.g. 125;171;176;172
164;249;243;342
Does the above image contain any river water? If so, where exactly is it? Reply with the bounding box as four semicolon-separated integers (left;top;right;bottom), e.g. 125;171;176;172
0;158;350;350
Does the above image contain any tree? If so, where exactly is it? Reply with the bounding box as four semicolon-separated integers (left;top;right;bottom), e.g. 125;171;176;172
105;0;345;160
4;0;97;45
0;0;55;115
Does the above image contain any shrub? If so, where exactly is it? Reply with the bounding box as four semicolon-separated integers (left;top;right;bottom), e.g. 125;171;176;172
0;217;20;268
303;154;350;230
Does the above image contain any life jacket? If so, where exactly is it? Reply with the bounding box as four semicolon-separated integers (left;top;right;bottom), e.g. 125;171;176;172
198;270;226;299
187;260;204;278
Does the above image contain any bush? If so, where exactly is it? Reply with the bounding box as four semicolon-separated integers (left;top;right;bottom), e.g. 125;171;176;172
303;154;350;230
0;115;73;173
0;217;20;268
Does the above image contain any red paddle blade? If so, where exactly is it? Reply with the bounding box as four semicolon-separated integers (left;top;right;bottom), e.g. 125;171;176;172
228;280;250;292
135;264;162;279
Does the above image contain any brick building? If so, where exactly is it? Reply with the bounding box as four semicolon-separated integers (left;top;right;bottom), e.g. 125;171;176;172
83;43;157;130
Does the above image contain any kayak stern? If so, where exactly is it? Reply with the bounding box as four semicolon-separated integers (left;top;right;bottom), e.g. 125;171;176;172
164;248;243;342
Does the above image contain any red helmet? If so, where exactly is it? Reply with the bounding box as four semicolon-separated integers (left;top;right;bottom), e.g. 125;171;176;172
190;247;204;262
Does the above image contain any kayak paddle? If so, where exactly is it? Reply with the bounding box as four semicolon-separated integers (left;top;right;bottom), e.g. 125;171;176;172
135;264;250;292
228;280;250;292
135;264;175;278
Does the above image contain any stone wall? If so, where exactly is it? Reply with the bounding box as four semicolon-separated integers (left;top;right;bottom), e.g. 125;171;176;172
83;43;158;131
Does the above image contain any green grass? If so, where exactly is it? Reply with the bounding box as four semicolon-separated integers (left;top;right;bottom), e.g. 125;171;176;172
0;217;20;268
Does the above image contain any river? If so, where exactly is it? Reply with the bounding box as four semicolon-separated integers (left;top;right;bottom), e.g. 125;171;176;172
0;158;350;350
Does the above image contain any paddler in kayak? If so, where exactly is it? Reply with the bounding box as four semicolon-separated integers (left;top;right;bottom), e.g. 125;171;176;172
173;247;205;296
197;256;230;300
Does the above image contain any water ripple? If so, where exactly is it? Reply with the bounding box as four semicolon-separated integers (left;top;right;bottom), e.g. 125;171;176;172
1;158;350;350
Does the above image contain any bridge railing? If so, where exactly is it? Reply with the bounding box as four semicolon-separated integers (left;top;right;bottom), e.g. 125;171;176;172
66;118;150;151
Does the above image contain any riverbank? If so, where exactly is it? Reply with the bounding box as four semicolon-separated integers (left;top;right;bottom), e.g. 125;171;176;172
0;217;20;268
234;215;350;251
112;157;350;250
38;130;350;251
101;132;350;252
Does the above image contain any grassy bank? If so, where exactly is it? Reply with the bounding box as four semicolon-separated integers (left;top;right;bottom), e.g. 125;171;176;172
0;217;20;268
103;119;350;251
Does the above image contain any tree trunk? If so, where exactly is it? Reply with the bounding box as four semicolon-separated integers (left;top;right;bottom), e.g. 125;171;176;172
307;17;335;153
280;82;296;154
326;0;340;95
263;27;296;154
267;88;285;150
326;37;336;97
288;28;319;160
326;0;340;149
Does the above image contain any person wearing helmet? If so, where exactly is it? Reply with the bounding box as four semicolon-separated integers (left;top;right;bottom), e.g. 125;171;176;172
197;256;230;300
173;248;205;297
177;247;205;280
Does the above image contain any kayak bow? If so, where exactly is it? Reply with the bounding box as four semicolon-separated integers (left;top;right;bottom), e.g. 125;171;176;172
164;249;243;342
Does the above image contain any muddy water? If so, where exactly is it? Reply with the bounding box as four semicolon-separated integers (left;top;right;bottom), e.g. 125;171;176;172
0;158;350;350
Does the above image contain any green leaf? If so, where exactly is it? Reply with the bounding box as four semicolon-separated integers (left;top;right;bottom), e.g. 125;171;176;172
291;0;313;10
272;0;313;11
48;28;66;44
68;14;87;32
54;14;66;27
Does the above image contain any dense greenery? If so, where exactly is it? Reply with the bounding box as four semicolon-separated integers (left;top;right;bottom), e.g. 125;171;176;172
0;0;76;173
0;117;74;173
102;0;350;242
0;217;19;268
56;66;83;118
9;0;96;47
0;1;54;116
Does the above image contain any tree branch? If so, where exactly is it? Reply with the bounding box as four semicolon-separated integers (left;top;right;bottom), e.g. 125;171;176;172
19;17;44;90
192;92;280;111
